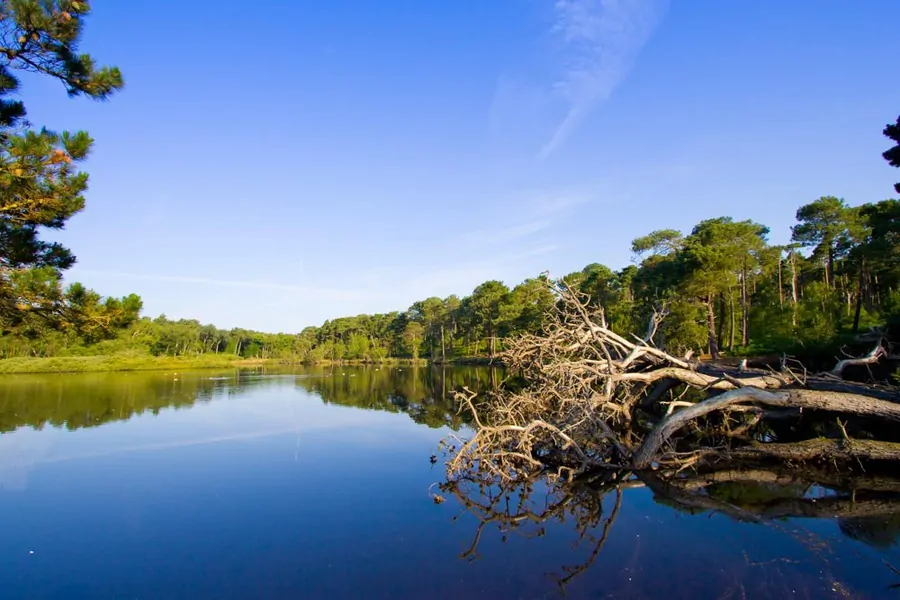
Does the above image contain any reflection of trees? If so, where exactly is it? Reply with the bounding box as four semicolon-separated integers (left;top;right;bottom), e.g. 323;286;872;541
439;464;900;595
0;366;500;433
293;366;499;430
0;371;247;432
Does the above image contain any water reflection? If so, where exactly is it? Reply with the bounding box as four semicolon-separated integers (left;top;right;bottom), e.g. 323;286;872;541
294;365;494;429
0;367;899;598
440;464;900;596
0;365;493;433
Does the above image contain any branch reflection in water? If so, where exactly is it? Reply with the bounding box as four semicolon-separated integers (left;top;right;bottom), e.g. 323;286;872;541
437;463;900;596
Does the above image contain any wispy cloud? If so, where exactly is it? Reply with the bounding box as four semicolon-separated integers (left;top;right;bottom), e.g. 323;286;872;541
504;244;559;262
464;185;598;248
540;0;669;158
462;219;552;247
526;186;594;216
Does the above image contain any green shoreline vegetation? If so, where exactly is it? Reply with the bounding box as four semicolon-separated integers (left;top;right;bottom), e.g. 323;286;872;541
0;355;439;375
0;4;898;377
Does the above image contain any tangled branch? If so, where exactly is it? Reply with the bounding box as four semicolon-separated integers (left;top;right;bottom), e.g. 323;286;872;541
444;282;900;484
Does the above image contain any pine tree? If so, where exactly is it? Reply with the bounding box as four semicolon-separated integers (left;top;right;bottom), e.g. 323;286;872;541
0;1;122;329
884;115;900;194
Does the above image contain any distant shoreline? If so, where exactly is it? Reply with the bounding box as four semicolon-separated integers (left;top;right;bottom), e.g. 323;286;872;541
0;355;502;374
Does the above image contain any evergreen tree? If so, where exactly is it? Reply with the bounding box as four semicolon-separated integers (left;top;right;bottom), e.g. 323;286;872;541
884;115;900;194
791;197;853;289
0;0;122;330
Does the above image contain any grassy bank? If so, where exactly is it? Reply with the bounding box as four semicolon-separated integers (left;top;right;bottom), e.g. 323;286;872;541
0;354;268;374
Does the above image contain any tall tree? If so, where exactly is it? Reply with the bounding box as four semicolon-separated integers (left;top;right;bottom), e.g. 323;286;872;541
631;229;684;258
401;321;424;360
440;295;461;361
678;218;768;358
466;281;510;359
791;196;853;289
504;276;556;335
0;1;122;330
409;297;443;361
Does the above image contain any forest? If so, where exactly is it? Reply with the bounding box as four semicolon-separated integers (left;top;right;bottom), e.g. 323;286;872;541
0;2;898;369
2;190;899;367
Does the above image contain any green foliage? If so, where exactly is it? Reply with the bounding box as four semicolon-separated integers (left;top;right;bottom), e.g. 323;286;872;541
794;282;841;346
0;0;122;336
0;0;123;104
401;320;425;359
657;299;707;355
631;229;683;257
884;289;900;338
884;115;900;194
791;196;856;286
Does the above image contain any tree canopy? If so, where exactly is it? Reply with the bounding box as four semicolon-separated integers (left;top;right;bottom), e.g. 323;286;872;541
0;0;123;337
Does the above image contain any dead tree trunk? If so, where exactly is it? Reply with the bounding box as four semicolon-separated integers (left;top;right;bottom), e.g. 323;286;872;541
632;386;900;469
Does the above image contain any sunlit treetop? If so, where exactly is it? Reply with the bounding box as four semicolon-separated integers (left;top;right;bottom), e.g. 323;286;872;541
0;0;123;125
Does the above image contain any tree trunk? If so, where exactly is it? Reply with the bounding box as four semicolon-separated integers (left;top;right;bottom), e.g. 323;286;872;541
728;293;735;351
790;250;799;327
632;386;900;469
740;265;749;346
827;247;834;289
705;297;719;360
430;322;436;361
777;255;784;308
852;258;866;333
440;324;446;363
717;294;726;351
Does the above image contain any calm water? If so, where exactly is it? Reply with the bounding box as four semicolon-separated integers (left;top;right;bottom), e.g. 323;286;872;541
0;366;898;599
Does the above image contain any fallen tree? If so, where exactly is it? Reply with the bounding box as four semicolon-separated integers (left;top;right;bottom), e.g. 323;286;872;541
443;283;900;484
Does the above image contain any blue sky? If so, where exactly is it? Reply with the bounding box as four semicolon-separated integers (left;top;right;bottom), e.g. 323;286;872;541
20;0;900;332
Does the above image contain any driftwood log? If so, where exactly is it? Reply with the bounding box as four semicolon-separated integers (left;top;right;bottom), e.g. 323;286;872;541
443;283;900;484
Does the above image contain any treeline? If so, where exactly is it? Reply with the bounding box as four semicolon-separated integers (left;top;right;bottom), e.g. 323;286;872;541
0;276;556;361
2;194;898;363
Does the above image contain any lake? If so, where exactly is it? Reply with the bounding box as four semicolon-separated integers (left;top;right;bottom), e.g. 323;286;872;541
0;366;898;599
